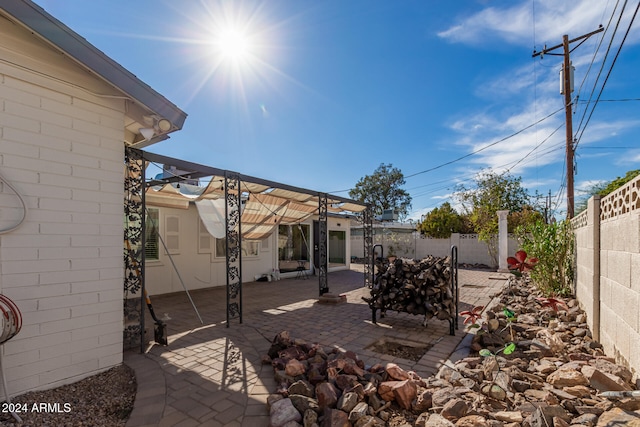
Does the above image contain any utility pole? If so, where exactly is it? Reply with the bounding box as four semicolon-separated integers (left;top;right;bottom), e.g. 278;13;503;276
533;26;603;219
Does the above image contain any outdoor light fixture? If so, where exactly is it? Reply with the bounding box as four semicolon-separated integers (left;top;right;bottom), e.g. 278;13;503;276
139;127;155;140
138;116;173;141
157;118;171;132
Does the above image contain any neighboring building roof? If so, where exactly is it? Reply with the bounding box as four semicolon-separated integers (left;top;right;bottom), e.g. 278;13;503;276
0;1;187;147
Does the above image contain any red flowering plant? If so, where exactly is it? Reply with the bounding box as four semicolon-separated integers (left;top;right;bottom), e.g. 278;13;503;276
507;250;538;278
536;297;568;313
460;305;484;329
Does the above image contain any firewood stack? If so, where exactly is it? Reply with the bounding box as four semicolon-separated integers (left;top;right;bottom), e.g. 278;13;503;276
362;256;457;334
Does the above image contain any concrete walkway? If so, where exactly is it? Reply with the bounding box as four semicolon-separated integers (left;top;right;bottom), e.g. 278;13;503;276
125;266;509;427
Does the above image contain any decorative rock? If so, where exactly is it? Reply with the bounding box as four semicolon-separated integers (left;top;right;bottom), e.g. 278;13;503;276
552;416;570;427
440;398;468;421
455;415;489;427
432;387;458;407
320;408;349;427
353;415;386;427
581;365;631;392
481;384;506;401
536;329;565;353
546;369;589;387
290;394;320;415
412;389;433;412
596;407;640;427
517;314;538;324
425;413;455;427
336;391;358;413
266;266;640;427
487;318;500;332
562;384;591;398
270;398;303;427
347;402;368;423
379;379;417;410
289;380;315;397
386;362;411;380
316;382;339;409
303;408;318;427
367;393;385;412
286;359;307;377
511;379;530;392
570;413;598;426
335;374;358;391
529;405;569;427
572;327;587;337
592;358;633;383
493;411;523;423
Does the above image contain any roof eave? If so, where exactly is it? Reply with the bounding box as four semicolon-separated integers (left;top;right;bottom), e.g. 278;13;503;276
1;1;187;131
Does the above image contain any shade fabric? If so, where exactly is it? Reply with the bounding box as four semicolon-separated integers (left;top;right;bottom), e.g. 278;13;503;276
195;199;227;239
241;194;318;239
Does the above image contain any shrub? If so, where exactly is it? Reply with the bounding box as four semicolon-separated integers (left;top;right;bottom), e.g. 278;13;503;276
515;219;574;297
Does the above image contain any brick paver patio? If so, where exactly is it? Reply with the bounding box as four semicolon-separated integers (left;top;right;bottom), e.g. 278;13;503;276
125;266;509;427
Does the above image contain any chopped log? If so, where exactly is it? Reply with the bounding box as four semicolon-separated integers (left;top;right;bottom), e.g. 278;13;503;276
362;255;456;332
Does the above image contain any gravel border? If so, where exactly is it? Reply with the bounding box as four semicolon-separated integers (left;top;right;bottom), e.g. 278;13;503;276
0;364;136;427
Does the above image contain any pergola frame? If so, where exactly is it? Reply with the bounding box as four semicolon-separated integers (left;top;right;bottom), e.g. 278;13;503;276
124;148;371;346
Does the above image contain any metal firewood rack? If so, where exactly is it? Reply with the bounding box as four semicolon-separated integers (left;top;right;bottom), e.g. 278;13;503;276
367;246;459;336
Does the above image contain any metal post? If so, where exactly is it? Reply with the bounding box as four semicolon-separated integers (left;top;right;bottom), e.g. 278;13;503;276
124;147;145;352
451;245;459;334
363;205;373;288
318;193;328;295
225;172;242;326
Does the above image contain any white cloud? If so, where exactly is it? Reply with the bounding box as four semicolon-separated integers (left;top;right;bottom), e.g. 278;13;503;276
437;0;626;48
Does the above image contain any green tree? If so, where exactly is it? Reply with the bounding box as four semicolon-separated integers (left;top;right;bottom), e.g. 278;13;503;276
349;163;412;220
418;202;465;238
455;171;538;265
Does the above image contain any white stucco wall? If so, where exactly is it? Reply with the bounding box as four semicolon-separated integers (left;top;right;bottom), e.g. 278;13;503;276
144;205;351;295
0;21;124;395
351;232;519;267
144;205;275;295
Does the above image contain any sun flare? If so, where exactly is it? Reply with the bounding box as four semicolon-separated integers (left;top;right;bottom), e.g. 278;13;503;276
217;27;252;62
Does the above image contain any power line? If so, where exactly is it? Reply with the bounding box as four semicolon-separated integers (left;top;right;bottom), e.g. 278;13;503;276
404;107;564;179
575;1;640;151
574;0;626;141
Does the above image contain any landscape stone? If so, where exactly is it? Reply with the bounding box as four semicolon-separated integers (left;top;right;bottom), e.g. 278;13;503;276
271;398;303;427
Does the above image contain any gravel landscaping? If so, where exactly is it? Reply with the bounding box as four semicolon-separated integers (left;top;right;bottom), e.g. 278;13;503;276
0;364;136;427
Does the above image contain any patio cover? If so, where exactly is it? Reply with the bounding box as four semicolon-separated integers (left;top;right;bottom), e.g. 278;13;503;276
141;151;367;239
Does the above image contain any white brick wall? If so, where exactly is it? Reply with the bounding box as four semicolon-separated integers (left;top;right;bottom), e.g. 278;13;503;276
0;60;125;395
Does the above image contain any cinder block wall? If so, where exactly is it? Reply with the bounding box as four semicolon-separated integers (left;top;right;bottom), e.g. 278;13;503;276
0;49;125;395
573;176;640;382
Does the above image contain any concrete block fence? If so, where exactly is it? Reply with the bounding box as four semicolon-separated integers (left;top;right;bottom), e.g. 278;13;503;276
572;174;640;384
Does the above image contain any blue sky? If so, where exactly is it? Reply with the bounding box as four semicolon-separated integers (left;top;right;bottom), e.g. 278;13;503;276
35;0;640;220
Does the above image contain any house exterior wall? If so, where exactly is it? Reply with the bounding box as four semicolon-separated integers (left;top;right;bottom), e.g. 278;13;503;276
0;21;125;395
572;175;640;382
145;205;275;295
145;204;351;296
